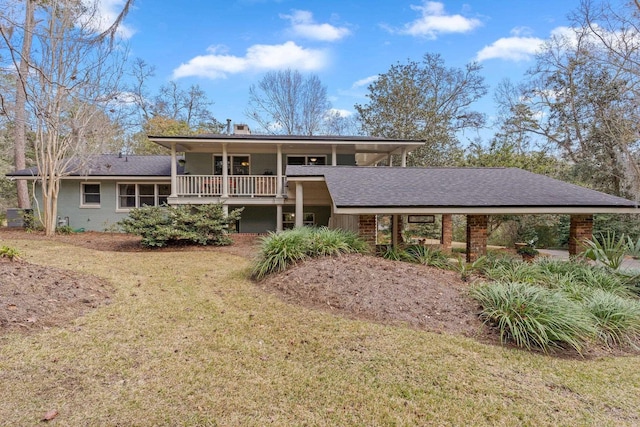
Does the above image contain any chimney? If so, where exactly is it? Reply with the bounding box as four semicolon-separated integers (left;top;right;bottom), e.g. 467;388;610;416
226;118;232;135
234;123;251;135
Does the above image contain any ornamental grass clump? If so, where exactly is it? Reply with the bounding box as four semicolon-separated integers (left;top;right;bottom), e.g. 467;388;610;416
404;245;449;268
470;281;596;354
252;227;368;279
584;289;640;346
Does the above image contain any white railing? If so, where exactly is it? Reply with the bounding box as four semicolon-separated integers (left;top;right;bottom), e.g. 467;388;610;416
175;175;280;197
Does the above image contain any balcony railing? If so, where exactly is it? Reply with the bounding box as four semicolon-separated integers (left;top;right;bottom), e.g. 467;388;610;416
176;175;281;197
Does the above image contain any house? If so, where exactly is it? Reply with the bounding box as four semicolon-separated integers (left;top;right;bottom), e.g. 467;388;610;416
6;124;639;261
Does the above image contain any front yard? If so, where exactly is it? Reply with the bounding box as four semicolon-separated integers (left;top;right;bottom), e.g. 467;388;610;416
0;232;639;425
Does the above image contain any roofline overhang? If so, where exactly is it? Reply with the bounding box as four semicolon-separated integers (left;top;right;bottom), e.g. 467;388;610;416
6;175;170;181
332;206;640;215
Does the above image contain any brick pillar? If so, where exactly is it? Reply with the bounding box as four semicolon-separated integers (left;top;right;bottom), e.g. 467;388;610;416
441;214;453;252
358;215;377;250
466;215;488;263
569;214;593;256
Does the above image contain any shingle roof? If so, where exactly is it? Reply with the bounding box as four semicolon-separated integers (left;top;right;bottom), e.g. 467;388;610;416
6;155;181;177
286;165;638;209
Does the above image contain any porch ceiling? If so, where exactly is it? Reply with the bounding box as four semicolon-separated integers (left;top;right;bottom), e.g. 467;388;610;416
147;134;424;166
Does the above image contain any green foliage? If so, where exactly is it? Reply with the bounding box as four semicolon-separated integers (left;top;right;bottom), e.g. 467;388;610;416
56;225;74;235
355;53;486;167
119;204;242;248
625;235;640;259
379;245;407;261
471;282;596;354
404;245;449;268
0;245;21;261
452;255;487;282
252;227;368;279
584;289;640;346
582;232;627;270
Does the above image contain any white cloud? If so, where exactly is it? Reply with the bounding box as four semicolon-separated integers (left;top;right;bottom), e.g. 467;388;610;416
476;36;544;61
172;41;329;79
327;108;353;117
393;1;481;38
280;10;350;41
80;0;136;39
352;75;378;88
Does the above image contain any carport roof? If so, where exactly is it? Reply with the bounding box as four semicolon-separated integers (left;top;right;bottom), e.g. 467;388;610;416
285;166;639;214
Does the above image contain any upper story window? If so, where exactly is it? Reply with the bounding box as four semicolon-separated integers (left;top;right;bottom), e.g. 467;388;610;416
214;155;250;175
80;183;101;208
117;183;170;210
287;155;326;166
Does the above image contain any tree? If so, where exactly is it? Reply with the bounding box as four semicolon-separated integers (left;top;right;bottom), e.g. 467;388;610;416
0;0;134;235
355;53;487;166
124;58;223;154
246;69;331;135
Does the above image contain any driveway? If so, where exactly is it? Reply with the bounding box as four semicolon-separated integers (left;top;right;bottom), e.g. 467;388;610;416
538;249;640;272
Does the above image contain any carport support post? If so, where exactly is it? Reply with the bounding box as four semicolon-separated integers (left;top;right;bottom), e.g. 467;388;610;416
466;214;488;263
392;215;404;248
295;182;304;228
441;214;453;252
358;215;377;249
569;214;593;256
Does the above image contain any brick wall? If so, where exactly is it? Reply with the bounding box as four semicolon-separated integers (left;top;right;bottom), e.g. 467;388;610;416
569;214;593;255
358;215;377;249
393;215;404;247
441;214;453;252
466;214;488;262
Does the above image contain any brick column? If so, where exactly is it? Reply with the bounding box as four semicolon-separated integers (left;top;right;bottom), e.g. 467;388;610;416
466;215;488;263
441;214;453;252
358;215;377;250
569;214;593;256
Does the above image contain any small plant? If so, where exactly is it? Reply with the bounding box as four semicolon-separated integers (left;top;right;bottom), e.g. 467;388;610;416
379;245;406;261
516;245;539;257
404;245;449;268
625;235;640;259
0;245;21;261
56;225;74;235
452;255;486;282
582;232;627;270
470;281;596;354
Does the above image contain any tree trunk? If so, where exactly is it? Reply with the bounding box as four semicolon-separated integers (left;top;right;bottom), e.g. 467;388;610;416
14;0;35;209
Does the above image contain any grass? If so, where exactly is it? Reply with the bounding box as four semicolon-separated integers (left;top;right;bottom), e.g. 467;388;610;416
0;237;639;425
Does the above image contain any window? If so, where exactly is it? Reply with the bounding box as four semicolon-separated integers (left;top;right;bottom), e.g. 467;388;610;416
117;183;171;210
214;155;250;175
287;155;326;166
80;183;101;207
282;212;315;229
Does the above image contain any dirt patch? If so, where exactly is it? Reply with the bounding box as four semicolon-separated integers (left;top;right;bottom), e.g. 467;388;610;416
257;252;495;340
0;258;112;333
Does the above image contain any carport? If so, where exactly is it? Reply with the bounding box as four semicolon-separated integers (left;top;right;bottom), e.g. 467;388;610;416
286;166;640;261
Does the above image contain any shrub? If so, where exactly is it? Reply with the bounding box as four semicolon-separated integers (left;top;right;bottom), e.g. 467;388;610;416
119;204;242;248
584;289;640;346
0;245;21;261
470;281;596;354
252;227;368;279
582;232;627;270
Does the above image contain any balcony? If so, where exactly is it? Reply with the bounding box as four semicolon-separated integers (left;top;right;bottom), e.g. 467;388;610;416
175;175;282;197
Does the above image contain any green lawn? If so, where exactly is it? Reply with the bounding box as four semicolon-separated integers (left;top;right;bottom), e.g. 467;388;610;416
1;237;639;426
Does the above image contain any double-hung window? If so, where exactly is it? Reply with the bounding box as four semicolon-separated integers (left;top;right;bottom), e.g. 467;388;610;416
80;183;101;208
282;212;315;229
286;155;326;166
117;183;171;210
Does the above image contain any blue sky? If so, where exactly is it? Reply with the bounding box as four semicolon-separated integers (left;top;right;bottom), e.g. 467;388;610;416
105;0;581;139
